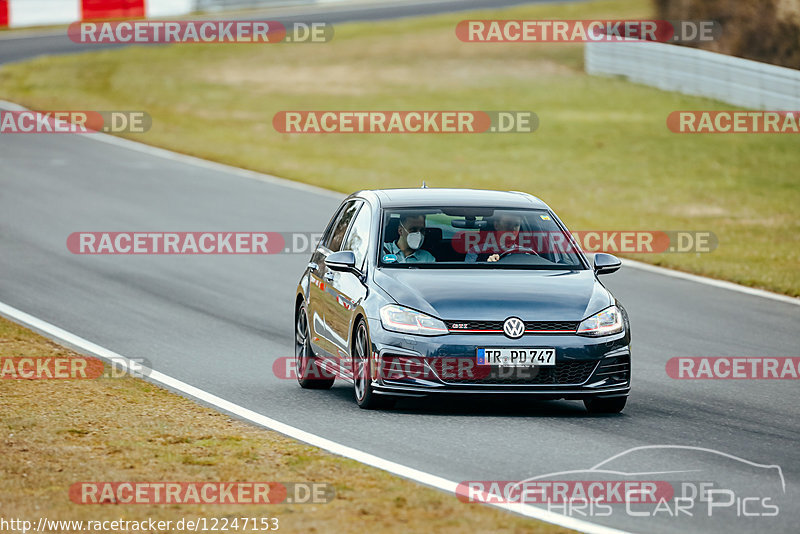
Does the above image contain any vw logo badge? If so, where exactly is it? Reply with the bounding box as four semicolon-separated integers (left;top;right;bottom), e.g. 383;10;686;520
503;317;525;339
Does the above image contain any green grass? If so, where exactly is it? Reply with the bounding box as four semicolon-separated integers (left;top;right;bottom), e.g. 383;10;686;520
0;0;797;295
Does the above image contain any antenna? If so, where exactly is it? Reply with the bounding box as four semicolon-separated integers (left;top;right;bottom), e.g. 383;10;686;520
421;181;428;189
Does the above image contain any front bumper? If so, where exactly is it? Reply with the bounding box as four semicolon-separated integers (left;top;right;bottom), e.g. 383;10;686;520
367;325;631;399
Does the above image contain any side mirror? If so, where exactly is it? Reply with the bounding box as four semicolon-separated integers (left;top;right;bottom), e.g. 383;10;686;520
325;250;357;272
594;253;622;275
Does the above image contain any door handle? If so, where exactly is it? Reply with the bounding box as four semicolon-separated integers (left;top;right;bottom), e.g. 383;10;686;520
324;272;335;282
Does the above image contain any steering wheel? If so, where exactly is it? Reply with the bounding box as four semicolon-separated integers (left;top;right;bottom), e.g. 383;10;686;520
497;245;540;259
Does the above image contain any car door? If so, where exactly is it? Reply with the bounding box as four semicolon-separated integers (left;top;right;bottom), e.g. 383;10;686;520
325;202;372;366
307;201;351;357
311;200;361;359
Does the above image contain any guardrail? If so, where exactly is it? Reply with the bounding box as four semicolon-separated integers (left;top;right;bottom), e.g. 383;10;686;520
0;0;342;28
0;1;194;27
585;40;800;111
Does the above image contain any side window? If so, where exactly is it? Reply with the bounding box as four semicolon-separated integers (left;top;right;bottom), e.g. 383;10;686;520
325;201;360;252
343;204;372;270
319;203;347;250
320;201;354;251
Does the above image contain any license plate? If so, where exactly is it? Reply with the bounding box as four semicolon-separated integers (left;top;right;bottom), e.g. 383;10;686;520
476;348;556;366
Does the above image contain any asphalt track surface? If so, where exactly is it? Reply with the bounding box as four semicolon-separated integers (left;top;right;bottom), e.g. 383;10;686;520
1;3;799;534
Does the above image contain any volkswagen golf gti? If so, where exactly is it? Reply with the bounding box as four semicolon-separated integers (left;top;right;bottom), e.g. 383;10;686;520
294;188;631;413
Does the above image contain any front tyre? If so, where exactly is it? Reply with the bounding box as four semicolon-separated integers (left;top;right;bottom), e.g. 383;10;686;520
352;319;393;410
295;303;335;390
584;396;627;414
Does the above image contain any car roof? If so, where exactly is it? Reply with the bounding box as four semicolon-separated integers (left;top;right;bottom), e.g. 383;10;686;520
359;188;549;209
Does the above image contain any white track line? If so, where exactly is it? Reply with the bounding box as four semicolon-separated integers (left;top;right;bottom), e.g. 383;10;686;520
620;259;799;306
1;101;790;534
2;100;794;306
0;16;787;534
0;300;630;534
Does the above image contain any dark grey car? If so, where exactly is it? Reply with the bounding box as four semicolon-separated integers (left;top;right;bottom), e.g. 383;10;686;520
294;188;630;412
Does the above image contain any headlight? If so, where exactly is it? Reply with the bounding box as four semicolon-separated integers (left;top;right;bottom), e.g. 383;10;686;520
577;306;624;337
379;305;448;336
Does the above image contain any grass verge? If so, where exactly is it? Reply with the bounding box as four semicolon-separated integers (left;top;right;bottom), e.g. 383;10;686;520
0;315;573;533
0;0;797;295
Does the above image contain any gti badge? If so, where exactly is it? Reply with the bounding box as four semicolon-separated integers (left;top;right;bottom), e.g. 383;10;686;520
503;317;525;339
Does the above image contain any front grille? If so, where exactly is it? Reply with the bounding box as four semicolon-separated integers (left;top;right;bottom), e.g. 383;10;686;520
445;320;578;333
593;355;631;383
446;320;503;331
525;321;579;332
443;359;599;385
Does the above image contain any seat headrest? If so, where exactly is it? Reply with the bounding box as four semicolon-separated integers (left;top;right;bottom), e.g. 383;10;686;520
424;227;442;242
384;217;401;243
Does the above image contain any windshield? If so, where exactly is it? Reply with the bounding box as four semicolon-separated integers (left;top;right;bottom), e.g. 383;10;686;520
379;207;587;269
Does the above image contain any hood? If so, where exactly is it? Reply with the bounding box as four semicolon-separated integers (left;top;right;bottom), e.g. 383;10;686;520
373;268;612;321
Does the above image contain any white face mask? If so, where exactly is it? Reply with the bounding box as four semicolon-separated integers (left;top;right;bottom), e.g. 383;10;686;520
406;232;424;250
401;224;425;250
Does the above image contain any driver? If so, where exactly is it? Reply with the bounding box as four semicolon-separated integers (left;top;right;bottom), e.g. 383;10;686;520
384;213;436;263
465;213;522;262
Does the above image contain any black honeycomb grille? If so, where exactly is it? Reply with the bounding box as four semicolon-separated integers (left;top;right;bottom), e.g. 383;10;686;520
450;359;599;385
593;355;631;383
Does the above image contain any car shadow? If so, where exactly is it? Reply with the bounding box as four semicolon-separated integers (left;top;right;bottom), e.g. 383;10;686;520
326;384;624;418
